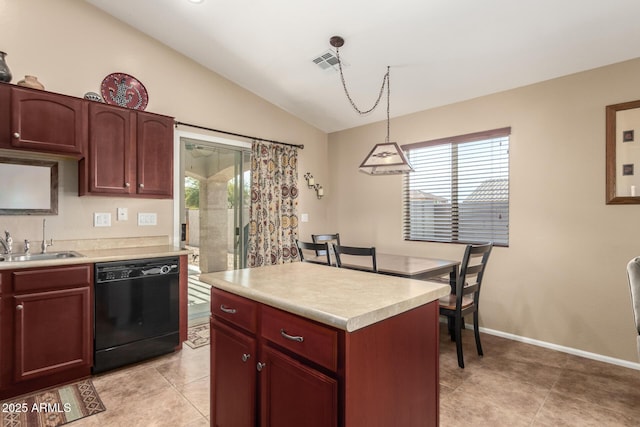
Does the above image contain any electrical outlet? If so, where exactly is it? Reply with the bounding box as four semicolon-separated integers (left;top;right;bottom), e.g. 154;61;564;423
138;212;157;226
117;207;128;221
94;212;111;227
301;213;309;222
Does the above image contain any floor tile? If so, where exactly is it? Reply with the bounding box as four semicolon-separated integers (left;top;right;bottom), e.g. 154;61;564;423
533;391;639;427
155;346;210;387
552;355;640;418
440;369;549;424
479;352;565;389
90;386;204;427
92;366;173;408
177;375;211;418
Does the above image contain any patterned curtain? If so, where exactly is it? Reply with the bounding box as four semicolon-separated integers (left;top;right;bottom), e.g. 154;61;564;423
247;140;299;267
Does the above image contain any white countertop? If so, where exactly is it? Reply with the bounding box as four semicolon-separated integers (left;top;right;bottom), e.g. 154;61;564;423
200;262;450;332
0;245;190;270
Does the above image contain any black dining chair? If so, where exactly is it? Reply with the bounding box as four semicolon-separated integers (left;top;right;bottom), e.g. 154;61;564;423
295;240;331;265
312;233;340;255
439;242;493;368
332;244;377;273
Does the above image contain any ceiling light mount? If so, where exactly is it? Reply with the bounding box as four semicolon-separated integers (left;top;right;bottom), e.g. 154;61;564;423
329;36;344;48
329;35;413;175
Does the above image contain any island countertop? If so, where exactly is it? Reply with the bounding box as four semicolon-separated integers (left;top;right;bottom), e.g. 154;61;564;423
199;262;450;332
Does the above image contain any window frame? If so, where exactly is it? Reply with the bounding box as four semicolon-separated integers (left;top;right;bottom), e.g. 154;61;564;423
401;127;511;247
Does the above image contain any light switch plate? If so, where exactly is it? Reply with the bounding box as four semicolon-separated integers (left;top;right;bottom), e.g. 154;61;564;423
138;212;157;226
94;212;111;227
301;213;309;222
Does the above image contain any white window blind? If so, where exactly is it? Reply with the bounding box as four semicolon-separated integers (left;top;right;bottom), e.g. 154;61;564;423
402;127;510;246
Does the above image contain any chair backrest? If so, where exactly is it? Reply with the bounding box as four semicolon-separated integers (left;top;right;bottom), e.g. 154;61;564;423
296;240;331;265
332;244;377;272
311;233;341;256
455;243;493;305
626;257;640;356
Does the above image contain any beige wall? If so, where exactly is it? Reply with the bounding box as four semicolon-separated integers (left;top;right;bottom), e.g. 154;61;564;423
0;0;328;246
329;58;640;363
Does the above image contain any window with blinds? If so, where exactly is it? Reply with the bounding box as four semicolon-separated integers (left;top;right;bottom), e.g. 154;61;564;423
402;127;510;246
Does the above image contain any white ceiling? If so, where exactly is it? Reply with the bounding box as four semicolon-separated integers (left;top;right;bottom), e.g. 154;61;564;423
85;0;640;133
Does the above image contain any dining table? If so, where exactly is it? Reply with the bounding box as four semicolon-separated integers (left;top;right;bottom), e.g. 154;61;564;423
309;251;460;286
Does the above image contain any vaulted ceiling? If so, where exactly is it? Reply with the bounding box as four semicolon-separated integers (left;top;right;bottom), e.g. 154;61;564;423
86;0;640;133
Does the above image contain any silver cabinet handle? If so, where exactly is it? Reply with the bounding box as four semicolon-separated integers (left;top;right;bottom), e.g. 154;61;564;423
256;362;266;372
220;304;237;314
241;353;250;362
16;304;23;311
139;183;144;188
12;132;20;139
280;328;304;342
125;182;130;188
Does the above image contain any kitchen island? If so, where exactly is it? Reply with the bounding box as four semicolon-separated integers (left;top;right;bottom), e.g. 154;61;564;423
200;262;450;427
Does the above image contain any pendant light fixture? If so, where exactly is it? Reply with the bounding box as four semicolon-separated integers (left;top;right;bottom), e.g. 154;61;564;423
329;36;413;175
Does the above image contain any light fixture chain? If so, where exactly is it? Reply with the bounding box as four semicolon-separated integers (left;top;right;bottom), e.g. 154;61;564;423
386;65;390;143
335;46;389;116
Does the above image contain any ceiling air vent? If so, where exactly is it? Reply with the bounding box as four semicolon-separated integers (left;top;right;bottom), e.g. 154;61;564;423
312;50;346;71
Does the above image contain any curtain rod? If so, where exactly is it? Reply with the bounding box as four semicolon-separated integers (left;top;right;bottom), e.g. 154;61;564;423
174;120;304;149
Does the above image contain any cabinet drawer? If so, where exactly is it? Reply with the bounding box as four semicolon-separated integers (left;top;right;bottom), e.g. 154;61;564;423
261;305;338;372
211;288;258;334
12;265;91;293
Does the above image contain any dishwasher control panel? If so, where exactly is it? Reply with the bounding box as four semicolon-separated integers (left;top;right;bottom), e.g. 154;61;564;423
95;257;179;283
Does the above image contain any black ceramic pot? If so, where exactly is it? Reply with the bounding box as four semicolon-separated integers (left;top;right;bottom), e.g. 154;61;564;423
0;52;12;83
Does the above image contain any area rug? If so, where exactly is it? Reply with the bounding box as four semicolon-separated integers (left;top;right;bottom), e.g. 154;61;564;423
185;323;210;349
0;379;105;427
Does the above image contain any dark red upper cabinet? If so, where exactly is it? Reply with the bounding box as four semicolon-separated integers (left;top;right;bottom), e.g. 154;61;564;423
136;111;174;198
9;86;86;156
80;103;173;199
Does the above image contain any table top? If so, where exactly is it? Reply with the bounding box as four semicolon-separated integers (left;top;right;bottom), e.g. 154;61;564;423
310;252;459;279
200;262;450;332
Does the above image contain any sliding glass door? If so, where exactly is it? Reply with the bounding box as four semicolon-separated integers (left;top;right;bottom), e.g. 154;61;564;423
180;137;251;321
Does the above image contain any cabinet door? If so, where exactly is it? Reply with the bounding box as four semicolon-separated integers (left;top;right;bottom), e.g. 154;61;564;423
10;87;86;155
136;112;173;198
260;345;338;427
85;103;135;195
0;84;9;149
0;295;3;390
13;287;92;382
211;319;257;427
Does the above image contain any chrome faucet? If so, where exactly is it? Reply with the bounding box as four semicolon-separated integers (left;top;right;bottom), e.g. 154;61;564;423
41;219;53;253
24;239;30;255
0;230;11;254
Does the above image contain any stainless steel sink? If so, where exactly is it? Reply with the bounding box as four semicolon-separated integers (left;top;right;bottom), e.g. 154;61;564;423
0;251;84;262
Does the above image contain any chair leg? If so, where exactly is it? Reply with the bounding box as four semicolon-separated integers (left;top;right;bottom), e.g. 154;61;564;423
473;310;483;357
447;315;455;341
454;314;465;368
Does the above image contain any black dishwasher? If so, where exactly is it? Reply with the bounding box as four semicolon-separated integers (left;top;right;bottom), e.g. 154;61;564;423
93;257;180;373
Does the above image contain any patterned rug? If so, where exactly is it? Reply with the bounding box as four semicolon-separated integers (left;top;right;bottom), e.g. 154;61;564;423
0;379;105;427
185;323;210;349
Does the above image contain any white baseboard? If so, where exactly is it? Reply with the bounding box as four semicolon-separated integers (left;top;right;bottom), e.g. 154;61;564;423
441;319;640;371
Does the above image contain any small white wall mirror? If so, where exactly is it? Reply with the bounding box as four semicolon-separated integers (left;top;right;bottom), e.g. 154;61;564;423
0;157;58;215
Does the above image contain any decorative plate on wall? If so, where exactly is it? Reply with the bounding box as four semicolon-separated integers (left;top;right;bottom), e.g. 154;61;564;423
100;72;148;110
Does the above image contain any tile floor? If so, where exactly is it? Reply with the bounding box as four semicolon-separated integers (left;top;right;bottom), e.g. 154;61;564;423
68;323;640;426
70;342;210;426
439;325;640;426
